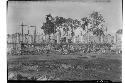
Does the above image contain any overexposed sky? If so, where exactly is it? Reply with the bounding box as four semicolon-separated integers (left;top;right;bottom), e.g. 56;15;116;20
7;0;122;34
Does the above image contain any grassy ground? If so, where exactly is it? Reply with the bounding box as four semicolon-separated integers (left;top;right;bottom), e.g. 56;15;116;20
7;52;122;81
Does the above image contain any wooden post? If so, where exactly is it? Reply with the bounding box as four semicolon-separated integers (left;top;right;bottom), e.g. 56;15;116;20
19;22;27;43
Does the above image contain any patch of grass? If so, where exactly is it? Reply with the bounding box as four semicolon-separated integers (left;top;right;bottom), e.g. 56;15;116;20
8;56;121;81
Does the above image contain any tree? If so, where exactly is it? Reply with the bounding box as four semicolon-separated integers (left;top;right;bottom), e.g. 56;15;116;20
89;11;106;43
93;28;105;43
54;16;66;27
81;17;91;43
65;18;75;36
41;14;55;35
81;17;90;30
90;11;105;28
41;14;55;42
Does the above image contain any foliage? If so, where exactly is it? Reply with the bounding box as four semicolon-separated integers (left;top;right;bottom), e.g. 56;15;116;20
41;14;55;35
54;16;66;27
90;11;105;27
89;11;106;42
81;17;90;30
41;12;107;43
93;28;105;37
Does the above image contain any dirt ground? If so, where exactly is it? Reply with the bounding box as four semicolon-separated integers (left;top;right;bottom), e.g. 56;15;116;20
7;52;122;82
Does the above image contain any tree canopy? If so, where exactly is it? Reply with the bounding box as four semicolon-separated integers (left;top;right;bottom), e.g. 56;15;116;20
41;12;107;42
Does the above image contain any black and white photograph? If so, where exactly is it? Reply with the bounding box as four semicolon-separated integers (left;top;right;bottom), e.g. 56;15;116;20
7;0;122;82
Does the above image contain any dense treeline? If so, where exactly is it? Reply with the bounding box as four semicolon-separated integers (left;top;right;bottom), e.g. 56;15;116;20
41;11;106;43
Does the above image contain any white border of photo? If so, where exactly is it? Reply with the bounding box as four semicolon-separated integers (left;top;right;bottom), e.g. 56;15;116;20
0;0;124;83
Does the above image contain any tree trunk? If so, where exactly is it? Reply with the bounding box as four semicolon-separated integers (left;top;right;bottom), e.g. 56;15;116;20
116;34;117;44
87;26;89;43
49;35;51;43
66;31;68;43
98;36;101;43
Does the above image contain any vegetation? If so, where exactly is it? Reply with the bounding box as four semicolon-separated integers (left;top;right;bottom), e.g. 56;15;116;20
7;12;122;82
8;58;121;81
41;11;106;43
7;11;122;55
